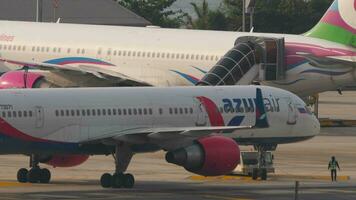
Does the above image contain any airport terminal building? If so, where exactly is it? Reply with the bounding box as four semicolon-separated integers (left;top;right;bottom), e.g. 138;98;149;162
0;0;151;26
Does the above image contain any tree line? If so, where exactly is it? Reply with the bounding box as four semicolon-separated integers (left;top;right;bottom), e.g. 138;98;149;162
116;0;333;34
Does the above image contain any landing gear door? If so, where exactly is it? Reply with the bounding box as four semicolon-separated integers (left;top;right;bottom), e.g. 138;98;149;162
34;106;44;128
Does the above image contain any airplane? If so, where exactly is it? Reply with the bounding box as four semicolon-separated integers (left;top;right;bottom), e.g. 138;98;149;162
0;85;320;188
0;0;354;98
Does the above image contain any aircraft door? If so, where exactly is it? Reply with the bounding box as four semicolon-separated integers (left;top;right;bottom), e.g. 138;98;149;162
34;106;44;128
193;98;208;126
285;98;297;125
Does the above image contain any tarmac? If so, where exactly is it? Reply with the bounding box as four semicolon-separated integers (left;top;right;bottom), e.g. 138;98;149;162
0;91;356;200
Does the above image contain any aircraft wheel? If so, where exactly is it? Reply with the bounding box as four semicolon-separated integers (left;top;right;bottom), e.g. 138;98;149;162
111;173;124;188
39;168;51;183
123;173;135;188
17;168;28;183
27;168;41;183
252;168;259;180
261;168;267;180
100;173;112;188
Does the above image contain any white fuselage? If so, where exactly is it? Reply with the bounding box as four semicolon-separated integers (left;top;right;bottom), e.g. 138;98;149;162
0;86;319;155
0;21;355;96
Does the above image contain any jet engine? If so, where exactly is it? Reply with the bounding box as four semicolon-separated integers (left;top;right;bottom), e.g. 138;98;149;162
166;136;240;176
39;154;90;168
0;71;54;89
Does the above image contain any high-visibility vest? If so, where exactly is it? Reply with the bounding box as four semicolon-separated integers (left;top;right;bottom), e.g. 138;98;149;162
329;160;338;170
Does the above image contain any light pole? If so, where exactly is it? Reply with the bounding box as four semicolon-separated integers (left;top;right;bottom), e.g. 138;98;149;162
36;0;43;22
242;0;246;32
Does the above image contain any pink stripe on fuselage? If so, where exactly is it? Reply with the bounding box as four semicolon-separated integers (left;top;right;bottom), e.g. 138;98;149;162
0;117;52;143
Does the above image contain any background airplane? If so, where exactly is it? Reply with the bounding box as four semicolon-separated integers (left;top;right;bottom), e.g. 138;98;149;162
0;0;353;98
0;86;319;188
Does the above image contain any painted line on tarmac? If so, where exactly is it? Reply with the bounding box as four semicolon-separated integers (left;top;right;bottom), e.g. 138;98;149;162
204;194;253;200
188;175;350;182
0;181;31;187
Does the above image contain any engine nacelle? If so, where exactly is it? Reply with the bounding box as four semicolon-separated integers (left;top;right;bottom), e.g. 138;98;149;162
40;155;90;168
166;136;240;176
0;71;52;89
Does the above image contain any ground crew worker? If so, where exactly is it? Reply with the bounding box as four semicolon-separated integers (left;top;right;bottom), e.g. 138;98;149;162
328;156;340;182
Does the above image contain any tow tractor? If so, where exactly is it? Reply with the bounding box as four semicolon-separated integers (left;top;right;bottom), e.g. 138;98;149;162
233;151;275;180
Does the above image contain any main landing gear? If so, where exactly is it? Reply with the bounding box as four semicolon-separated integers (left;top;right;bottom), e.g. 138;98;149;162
17;154;51;183
251;144;276;181
100;143;135;188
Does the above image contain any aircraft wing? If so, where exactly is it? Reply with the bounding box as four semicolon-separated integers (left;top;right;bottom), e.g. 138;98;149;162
83;88;269;149
84;125;252;145
0;58;151;86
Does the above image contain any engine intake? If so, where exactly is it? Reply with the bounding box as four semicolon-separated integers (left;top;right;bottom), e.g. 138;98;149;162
0;71;54;89
166;136;240;176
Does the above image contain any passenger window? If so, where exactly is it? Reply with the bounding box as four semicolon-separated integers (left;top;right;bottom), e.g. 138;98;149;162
161;53;165;58
76;110;80;116
92;109;96;116
169;108;172;114
13;111;17;118
174;108;178;114
128;51;131;56
118;109;122;115
133;109;137;115
17;46;21;51
82;110;86;116
159;108;163;115
46;47;49;52
67;48;71;53
179;108;183;114
102;109;106;115
132;51;136;57
87;109;91;116
184;108;188;114
23;46;26;51
71;110;75;116
82;49;85;54
18;111;22;118
128;109;132;115
112;109;116;115
113;50;117;56
97;109;101;116
152;52;155;58
55;110;59;116
61;110;64;116
66;110;69;116
123;109;127;115
142;52;146;57
2;111;5;118
143;108;147;115
138;108;142;115
189;108;193;114
107;109;111;115
24;111;27;117
149;108;153;115
118;51;122;56
7;111;11;118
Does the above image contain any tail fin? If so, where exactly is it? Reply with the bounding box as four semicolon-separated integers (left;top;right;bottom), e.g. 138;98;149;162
305;0;356;47
254;88;269;128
